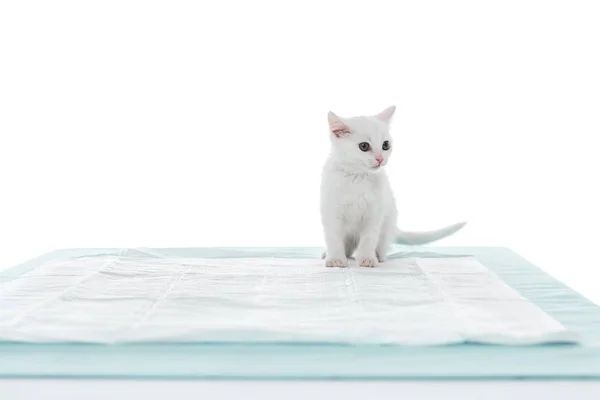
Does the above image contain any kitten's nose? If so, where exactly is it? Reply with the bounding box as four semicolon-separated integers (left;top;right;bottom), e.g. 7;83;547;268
375;154;384;165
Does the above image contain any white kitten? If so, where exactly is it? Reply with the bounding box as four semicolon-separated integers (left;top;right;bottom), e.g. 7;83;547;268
320;106;466;268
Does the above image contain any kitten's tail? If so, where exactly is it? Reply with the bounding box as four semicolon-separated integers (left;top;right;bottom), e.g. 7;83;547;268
395;221;467;245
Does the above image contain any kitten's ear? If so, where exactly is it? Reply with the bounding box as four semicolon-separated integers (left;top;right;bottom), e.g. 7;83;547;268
328;111;350;138
376;105;396;123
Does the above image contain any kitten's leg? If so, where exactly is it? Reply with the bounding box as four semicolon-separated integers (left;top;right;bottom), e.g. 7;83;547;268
324;223;348;268
356;221;382;268
344;236;357;259
376;224;395;263
322;236;356;260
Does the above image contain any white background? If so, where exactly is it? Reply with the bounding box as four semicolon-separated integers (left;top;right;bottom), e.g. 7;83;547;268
1;1;598;303
2;380;600;400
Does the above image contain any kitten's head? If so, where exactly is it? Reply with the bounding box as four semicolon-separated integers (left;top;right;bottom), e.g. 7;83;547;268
327;106;396;173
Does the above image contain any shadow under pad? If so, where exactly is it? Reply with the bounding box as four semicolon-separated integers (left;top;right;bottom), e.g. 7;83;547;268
1;246;599;380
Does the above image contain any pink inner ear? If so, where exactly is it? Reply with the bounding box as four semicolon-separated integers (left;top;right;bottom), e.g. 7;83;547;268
330;120;350;138
377;105;396;122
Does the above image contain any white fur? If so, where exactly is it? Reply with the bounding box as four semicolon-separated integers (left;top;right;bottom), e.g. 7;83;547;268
320;106;466;268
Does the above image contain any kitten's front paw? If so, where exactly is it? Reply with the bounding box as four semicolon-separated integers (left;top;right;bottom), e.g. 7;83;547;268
376;251;386;263
358;255;379;268
325;257;348;268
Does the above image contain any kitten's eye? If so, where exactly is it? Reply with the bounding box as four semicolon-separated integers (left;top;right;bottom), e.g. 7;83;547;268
382;141;391;151
358;142;370;152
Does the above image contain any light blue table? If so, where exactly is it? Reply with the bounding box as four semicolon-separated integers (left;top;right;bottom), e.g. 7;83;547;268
1;247;599;380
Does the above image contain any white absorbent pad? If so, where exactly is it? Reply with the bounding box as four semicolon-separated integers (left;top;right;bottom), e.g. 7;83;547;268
0;255;577;345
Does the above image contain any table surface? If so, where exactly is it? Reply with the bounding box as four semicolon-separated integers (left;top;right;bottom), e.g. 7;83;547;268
1;246;599;381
